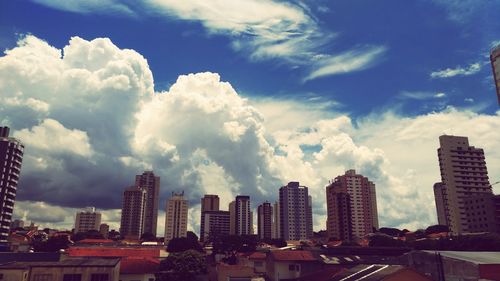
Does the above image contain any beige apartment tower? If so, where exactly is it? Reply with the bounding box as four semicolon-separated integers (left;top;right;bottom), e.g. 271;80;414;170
229;196;251;236
74;207;101;233
135;171;160;236
435;135;492;233
279;182;313;241
326;170;379;240
120;186;147;239
164;191;188;242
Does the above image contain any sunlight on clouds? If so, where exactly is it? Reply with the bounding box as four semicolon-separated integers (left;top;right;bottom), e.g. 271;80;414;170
430;62;481;78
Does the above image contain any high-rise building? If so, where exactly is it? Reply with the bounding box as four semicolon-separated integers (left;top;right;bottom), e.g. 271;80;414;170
99;223;109;239
433;182;447;226
135;171;160;236
279;182;313;241
229;200;236;235
229;195;251;236
74;207;101;233
326;170;378;240
272;201;280;239
257;202;272;240
164;191;188;242
200;195;220;242
0;127;24;248
490;44;500;105
435;135;492;233
201;211;230;242
120;186;147;240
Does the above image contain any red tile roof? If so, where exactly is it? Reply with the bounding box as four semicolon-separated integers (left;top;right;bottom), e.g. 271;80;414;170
68;247;160;258
120;257;160;274
270;250;316;262
248;252;266;260
77;239;115;244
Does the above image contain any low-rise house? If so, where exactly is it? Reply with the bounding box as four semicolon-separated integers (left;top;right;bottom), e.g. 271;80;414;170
216;264;263;281
0;257;121;281
406;250;500;281
119;257;159;281
265;250;321;281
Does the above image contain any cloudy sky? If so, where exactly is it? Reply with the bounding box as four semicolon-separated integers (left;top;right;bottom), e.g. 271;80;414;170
1;0;499;234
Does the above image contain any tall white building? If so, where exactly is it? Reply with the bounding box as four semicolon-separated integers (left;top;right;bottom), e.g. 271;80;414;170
0;127;24;248
74;207;101;233
435;135;492;233
229;195;251;236
279;182;313;241
164;191;188;242
272;201;280;239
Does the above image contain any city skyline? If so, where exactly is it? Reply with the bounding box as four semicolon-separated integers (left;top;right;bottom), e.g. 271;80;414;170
1;1;500;234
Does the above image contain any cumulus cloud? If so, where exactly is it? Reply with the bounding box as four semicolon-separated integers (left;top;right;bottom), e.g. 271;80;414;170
430;63;481;78
3;35;500;235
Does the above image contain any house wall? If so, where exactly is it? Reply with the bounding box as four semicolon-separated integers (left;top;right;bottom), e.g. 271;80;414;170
119;273;156;281
0;269;29;281
29;265;120;281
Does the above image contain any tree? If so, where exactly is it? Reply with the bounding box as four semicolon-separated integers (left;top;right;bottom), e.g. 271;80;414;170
425;225;449;235
187;231;199;242
156;250;207;281
167;237;203;253
71;230;104;242
33;236;71;252
369;235;408;248
141;232;157;242
378;227;402;237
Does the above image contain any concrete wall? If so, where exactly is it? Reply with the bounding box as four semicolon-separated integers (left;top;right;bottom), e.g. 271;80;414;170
119;273;155;281
0;269;29;281
29;265;120;281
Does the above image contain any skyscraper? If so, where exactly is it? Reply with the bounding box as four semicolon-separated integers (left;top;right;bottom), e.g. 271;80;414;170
200;195;220;241
279;182;313;241
435;135;493;233
272;201;280;239
201;210;230;242
164;191;188;242
257;201;272;240
74;207;101;233
229;195;251;236
326;170;379;240
0;127;24;248
490;44;500;105
135;171;160;236
120;186;146;240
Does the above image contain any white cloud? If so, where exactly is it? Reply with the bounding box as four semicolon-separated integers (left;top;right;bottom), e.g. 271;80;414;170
400;91;446;100
28;0;384;80
3;35;500;235
304;46;387;81
15;119;94;158
430;62;481;78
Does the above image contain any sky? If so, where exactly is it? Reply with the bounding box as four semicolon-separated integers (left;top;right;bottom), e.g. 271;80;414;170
1;0;499;234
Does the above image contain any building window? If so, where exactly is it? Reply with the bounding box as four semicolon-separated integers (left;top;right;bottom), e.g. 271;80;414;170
63;274;82;281
33;275;53;281
90;274;109;281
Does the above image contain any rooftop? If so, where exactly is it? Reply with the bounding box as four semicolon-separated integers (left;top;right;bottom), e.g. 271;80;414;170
423;251;500;264
120;257;160;274
270;250;316;262
0;257;120;269
68;246;161;258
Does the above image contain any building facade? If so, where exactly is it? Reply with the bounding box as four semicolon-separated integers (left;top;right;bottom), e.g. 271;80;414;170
491;44;500;105
164;192;188;242
201;210;230;242
135;171;160;236
326;170;378;240
435;135;493;233
230;196;251;236
0;127;24;248
279;182;313;241
257;202;273;240
272;201;280;239
99;223;109;239
120;186;147;240
74;207;101;233
200;194;220;242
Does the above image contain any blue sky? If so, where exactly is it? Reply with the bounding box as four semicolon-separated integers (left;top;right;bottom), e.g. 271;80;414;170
1;0;500;232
